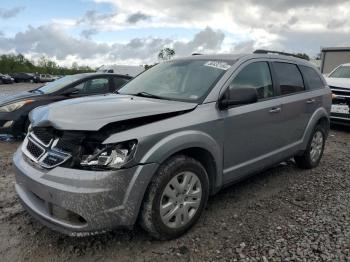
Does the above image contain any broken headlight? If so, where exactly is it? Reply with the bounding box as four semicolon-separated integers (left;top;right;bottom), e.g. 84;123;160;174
80;140;137;170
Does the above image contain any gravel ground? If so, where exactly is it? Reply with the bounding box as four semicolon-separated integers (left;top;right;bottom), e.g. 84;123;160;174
0;84;349;261
0;83;42;98
0;128;349;261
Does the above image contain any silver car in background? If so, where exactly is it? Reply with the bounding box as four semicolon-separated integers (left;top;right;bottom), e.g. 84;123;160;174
14;51;331;239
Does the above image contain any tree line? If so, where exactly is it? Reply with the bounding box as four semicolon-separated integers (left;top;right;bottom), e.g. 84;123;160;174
0;54;95;75
0;49;312;76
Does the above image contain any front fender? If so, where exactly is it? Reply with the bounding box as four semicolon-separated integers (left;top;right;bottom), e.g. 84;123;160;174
140;130;223;188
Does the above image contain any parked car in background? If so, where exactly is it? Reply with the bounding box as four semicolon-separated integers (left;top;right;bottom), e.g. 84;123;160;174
10;72;35;83
14;51;331;239
34;74;55;83
0;73;132;137
324;63;350;125
0;73;14;84
97;65;145;77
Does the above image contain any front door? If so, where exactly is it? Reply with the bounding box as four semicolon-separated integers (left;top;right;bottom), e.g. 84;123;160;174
222;61;285;183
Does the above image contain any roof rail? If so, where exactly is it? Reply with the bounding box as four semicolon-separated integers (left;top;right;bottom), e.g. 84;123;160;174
192;53;203;56
253;49;300;59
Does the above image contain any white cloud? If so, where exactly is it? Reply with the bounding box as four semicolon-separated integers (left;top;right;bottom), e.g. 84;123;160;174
91;0;350;53
0;25;227;66
2;0;350;66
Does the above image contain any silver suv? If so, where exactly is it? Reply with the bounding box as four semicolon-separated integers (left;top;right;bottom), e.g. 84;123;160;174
14;51;331;239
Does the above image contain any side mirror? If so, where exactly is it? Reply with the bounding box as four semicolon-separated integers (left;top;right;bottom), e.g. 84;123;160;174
219;87;258;109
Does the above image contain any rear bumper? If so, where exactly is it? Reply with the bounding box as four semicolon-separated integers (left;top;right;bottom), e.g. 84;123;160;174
13;148;159;236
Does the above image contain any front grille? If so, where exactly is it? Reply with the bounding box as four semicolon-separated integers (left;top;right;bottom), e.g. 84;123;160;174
55;139;76;152
33;127;53;145
26;139;44;158
330;86;350;99
22;130;72;169
41;153;66;167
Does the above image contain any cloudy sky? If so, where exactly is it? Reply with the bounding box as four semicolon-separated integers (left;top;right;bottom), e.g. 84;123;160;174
0;0;350;67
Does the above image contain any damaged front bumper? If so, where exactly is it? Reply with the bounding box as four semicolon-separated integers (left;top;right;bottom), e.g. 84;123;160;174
13;148;159;236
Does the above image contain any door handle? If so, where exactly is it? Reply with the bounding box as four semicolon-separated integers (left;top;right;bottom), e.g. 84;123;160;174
306;99;316;104
269;107;281;113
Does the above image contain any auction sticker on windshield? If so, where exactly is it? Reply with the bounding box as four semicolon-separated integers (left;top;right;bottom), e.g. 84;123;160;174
204;61;231;71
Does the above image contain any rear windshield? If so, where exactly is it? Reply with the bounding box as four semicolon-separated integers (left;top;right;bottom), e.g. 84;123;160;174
118;59;235;103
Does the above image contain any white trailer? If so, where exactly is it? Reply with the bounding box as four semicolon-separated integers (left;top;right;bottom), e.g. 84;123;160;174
321;47;350;74
97;65;145;77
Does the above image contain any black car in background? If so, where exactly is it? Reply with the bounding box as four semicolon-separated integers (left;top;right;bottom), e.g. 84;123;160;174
0;73;132;137
10;72;35;83
0;73;14;84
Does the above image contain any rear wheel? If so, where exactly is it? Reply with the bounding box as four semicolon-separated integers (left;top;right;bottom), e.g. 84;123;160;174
140;155;209;240
294;125;326;169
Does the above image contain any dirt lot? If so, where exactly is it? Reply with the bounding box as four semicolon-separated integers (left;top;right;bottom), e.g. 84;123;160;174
0;83;42;99
0;128;348;261
0;84;349;261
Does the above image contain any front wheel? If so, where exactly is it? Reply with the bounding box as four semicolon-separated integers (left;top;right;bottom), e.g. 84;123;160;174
294;125;326;169
140;155;209;240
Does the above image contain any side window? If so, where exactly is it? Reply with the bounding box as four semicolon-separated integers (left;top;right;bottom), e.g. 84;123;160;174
230;62;274;99
299;65;324;90
73;78;110;94
113;77;129;90
273;62;305;95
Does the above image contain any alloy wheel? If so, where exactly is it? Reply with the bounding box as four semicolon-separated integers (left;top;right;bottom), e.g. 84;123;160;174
310;130;324;163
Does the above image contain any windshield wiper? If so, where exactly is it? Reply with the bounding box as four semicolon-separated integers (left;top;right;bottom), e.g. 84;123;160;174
133;92;164;100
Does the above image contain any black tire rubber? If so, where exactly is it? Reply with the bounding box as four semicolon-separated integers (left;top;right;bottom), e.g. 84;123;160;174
140;155;209;240
294;125;326;169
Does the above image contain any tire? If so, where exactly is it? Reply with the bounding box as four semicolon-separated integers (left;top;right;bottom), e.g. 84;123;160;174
140;155;209;240
294;125;326;169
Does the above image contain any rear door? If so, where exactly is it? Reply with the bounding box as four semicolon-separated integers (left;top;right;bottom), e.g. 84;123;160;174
271;62;316;146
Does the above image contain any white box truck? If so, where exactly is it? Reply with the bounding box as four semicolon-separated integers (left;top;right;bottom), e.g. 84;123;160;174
321;47;350;74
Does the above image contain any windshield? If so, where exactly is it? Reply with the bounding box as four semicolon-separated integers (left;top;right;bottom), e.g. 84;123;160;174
118;59;234;103
329;66;350;78
36;74;82;94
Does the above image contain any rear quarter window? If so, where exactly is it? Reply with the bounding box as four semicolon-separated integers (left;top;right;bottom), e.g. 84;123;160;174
273;62;305;95
299;65;324;90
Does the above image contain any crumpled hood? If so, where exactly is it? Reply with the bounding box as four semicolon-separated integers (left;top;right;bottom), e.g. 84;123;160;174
30;94;197;131
0;91;39;106
325;77;350;89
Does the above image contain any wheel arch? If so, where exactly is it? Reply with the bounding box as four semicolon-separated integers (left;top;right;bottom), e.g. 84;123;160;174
140;130;223;195
302;107;330;149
